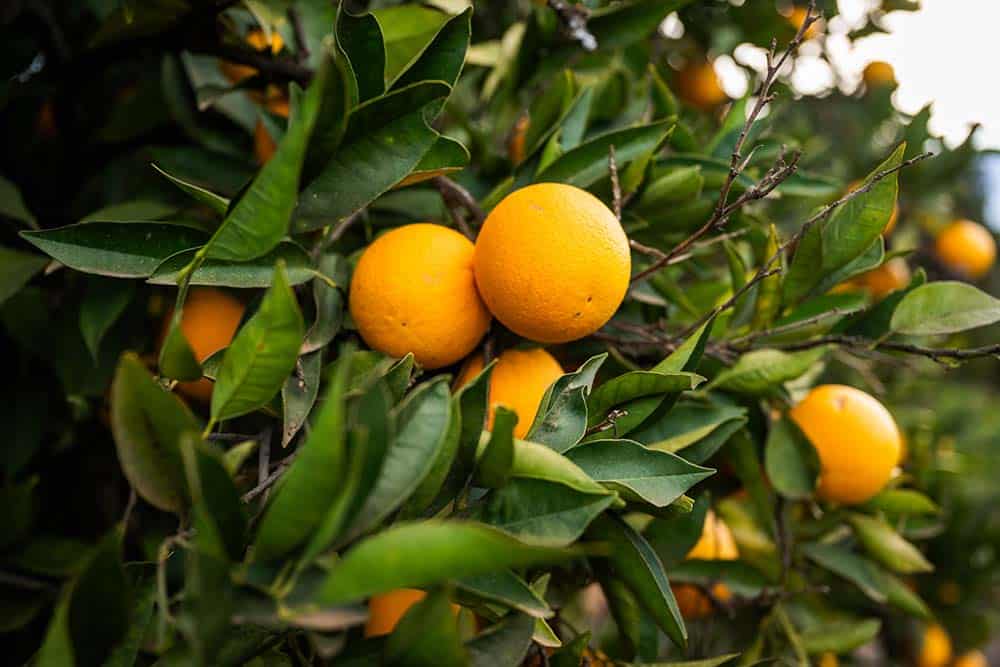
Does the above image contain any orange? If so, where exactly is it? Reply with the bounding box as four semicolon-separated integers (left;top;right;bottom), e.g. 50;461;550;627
253;120;277;165
218;29;284;84
935;219;997;279
917;624;952;667
365;589;460;638
817;653;839;667
672;510;739;619
350;224;491;370
675;59;728;111
473;183;630;344
864;61;896;87
848;179;899;235
789;385;902;504
166;288;245;402
850;258;911;299
455;347;564;438
953;650;988;667
786;7;821;39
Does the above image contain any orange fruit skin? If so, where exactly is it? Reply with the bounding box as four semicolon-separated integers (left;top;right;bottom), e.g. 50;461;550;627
473;183;630;344
455;348;564;438
253;120;277;166
917;624;953;667
350;224;491;370
953;650;988;667
852;257;911;299
675;60;728;111
935;219;997;279
790;385;902;505
787;7;820;39
863;61;896;87
168;288;245;402
365;589;460;638
817;653;839;667
672;510;739;619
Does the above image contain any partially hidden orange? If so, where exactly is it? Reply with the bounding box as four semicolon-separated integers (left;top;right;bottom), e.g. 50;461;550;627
165;288;245;402
790;385;902;504
917;623;952;667
675;59;728;111
365;589;460;638
934;219;997;279
672;510;739;619
455;347;564;438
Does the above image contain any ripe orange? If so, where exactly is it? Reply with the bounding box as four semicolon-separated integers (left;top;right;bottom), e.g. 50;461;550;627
166;288;245;402
253;120;277;165
350;224;491;370
863;61;896;87
917;623;952;667
934;219;997;279
473;183;630;344
848;179;899;235
953;650;988;667
672;510;739;619
365;589;460;637
817;653;839;667
849;257;911;299
455;347;564;438
789;385;902;504
675;59;728;111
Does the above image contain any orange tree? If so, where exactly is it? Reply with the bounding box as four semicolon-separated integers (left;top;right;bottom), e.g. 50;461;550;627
2;1;999;665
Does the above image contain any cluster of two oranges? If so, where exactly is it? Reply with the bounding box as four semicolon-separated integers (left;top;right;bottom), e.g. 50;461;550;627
349;182;632;436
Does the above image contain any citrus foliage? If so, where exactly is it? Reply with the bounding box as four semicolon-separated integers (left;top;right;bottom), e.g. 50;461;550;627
2;1;999;665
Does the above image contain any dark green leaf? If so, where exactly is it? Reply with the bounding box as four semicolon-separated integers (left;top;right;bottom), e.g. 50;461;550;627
152;163;229;215
0;175;38;228
456;360;495;469
890;280;1000;335
528;353;607;452
373;5;449;83
497;437;612;497
158;311;202;382
318;521;576;604
110;353;201;512
79;277;135;360
302;253;347;354
884;573;932;619
536;121;673;188
281;349;323;447
179;434;246;562
587;371;703;427
385;589;467;667
476;406;517;488
764;418;820;499
403;389;462;515
798;618;882;655
802;542;888;602
21;222;207;278
337;8;385;103
848;513;933;574
392;7;471;94
148;242;315;287
456;571;552;618
211;262;304;424
0;247;47;306
466;613;535;667
565;439;713;507
708;348;826;395
644;493;711;568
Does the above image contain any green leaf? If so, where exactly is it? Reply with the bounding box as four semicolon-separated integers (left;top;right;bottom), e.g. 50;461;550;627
535;121;674;188
884;573;932;619
345;378;452;540
802;542;888;603
455;360;495;469
211;262;304;424
392;7;471;95
399;135;470;185
21;222;207;278
337;8;385;103
476;478;614;547
304;42;358;179
466;613;535;667
373;5;449;83
254;349;352;562
79;277;135;360
302;253;347;354
799;618;882;655
0;478;36;551
708;98;761;160
147;242;315;287
565;439;714;507
528;353;607;452
476;406;518;488
501;437;611;497
839;268;926;339
403;389;462;515
203;75;325;261
598;575;656;662
179;434;246;562
848;513;933;574
317;521;576;604
670;560;770;599
158;312;202;382
101;579;155;667
637;165;704;210
296;82;449;230
862;489;939;517
586;514;686;650
0;175;38;228
385;589;467;667
34;527;129;667
0;246;47;306
708;348;826;395
151;163;229;215
589;0;698;49
517;71;575;166
281;349;323;448
764;418;820;499
110;353;202;512
456;571;552;618
631;401;747;456
587;371;704;427
890;281;1000;335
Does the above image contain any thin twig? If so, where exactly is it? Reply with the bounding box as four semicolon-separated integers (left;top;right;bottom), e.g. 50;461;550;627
630;2;821;284
740;334;1000;364
312;210;363;260
608;145;622;220
258;427;272;486
433;176;484;239
198;43;312;84
728;307;856;345
680;267;780;338
242;455;296;503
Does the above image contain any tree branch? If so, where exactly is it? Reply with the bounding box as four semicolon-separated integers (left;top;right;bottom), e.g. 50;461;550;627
433;176;484;239
196;43;313;85
736;334;1000;364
